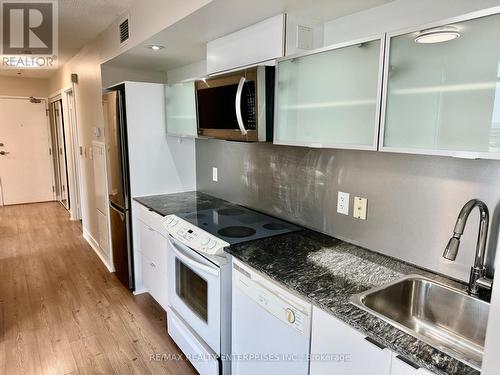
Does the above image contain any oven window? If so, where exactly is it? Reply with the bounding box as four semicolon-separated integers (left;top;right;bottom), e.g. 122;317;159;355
175;259;208;322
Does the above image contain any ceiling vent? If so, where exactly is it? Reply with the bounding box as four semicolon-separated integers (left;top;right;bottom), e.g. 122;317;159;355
119;17;130;46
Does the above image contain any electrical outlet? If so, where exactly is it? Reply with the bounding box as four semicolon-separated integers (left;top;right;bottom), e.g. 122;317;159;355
212;167;218;182
337;192;349;215
353;197;368;220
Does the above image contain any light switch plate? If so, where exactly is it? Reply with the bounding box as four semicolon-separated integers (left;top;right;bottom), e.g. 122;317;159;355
353;197;367;220
337;192;349;215
212;167;218;182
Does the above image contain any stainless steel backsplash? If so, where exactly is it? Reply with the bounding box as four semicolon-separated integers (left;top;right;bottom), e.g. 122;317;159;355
195;138;500;282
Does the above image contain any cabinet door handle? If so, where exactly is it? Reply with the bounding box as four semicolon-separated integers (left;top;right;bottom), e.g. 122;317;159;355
150;262;156;268
395;355;420;370
364;336;386;350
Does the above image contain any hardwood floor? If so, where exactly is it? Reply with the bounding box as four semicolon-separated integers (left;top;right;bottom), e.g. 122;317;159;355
0;202;197;375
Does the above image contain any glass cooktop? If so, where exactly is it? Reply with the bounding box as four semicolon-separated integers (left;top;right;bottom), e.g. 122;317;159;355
175;204;301;245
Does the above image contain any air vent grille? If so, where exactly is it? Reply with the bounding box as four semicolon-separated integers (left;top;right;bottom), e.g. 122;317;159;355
119;18;129;44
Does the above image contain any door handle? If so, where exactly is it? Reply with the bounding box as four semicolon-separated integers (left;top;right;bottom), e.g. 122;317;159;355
0;151;10;155
168;235;219;276
0;143;4;147
109;202;125;220
235;77;248;136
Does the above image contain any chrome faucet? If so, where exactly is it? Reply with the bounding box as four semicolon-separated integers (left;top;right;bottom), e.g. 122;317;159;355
443;199;493;297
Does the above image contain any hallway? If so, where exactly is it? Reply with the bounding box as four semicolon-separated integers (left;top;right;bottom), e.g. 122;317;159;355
0;202;196;375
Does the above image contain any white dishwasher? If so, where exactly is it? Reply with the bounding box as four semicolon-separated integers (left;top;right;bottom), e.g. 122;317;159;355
231;258;312;375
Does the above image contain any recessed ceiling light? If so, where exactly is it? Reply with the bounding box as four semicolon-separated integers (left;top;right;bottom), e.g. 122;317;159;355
414;27;460;44
147;45;165;51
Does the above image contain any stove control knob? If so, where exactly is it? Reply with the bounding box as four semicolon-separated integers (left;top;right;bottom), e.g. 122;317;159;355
170;219;179;227
285;308;295;324
207;240;217;249
201;237;210;246
164;216;174;225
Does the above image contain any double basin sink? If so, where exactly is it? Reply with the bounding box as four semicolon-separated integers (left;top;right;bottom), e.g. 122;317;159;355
350;275;489;370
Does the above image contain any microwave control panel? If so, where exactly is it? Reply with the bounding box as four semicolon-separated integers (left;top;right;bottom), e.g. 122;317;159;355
242;81;256;130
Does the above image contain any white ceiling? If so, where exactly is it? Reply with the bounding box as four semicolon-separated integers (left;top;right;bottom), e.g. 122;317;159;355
0;0;135;79
104;0;394;73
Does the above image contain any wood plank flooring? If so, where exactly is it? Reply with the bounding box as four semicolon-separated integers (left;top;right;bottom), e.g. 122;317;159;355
0;202;197;375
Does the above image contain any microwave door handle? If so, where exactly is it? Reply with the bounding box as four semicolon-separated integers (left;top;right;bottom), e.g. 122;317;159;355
235;77;248;136
168;235;219;276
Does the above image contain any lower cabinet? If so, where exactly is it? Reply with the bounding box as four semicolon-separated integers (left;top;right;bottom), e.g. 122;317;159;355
310;306;435;375
391;353;434;375
310;306;392;375
137;219;169;310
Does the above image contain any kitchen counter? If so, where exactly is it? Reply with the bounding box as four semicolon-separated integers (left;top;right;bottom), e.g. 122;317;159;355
226;230;479;375
134;191;478;374
133;191;231;216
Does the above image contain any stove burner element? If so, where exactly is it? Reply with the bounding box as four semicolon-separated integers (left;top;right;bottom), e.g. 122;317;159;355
185;213;206;219
218;226;256;238
263;223;289;231
217;208;245;216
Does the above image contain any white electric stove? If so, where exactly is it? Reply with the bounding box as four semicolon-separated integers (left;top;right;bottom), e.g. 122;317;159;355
159;205;300;375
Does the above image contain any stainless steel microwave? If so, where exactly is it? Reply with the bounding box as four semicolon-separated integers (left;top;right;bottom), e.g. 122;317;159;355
195;66;275;142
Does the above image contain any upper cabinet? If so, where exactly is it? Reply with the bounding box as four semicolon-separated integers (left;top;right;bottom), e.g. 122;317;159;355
165;81;198;138
274;37;384;149
381;11;500;159
206;14;285;74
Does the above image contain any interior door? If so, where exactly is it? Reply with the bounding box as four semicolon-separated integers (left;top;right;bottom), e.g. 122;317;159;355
49;99;70;209
0;97;54;205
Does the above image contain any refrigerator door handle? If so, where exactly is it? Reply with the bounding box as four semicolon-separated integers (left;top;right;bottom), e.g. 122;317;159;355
109;201;125;220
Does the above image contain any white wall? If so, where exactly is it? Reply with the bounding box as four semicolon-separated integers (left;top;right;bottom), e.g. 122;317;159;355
323;0;500;45
166;60;207;84
0;76;50;97
101;65;167;89
99;0;213;64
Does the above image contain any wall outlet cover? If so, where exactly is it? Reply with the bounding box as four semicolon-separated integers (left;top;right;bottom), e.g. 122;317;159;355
212;167;218;182
353;197;367;220
337;191;349;215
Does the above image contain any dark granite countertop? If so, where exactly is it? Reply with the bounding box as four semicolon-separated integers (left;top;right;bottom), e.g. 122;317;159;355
226;230;479;375
133;191;231;217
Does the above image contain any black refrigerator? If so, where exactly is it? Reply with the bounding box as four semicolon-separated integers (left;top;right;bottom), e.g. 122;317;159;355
103;86;134;290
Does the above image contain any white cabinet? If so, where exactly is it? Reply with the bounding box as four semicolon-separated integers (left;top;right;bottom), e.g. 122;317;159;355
275;37;384;150
391;353;434;375
381;11;500;159
310;306;392;375
165;81;198;138
135;205;168;310
206;14;285;74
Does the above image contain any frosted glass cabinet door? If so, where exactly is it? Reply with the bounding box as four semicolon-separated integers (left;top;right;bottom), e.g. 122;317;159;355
275;38;383;149
383;12;500;158
165;81;198;137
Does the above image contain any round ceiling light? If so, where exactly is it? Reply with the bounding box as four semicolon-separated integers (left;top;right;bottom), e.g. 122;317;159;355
147;45;165;51
414;27;460;44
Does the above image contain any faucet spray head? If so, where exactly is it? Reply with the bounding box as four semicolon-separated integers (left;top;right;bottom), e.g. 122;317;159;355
443;236;460;260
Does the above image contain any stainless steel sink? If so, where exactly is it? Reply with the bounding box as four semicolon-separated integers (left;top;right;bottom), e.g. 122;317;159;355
350;275;489;369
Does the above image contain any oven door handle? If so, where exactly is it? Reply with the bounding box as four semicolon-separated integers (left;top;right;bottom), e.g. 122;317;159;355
168;235;219;277
235;77;248;136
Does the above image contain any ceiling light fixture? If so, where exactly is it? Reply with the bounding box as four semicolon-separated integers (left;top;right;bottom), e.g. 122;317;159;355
147;45;165;51
414;27;460;44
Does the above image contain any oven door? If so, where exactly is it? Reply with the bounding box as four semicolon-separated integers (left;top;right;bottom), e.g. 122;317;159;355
196;68;258;141
167;235;221;353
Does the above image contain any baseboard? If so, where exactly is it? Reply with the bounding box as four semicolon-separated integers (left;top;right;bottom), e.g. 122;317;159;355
83;228;116;273
133;288;148;295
